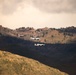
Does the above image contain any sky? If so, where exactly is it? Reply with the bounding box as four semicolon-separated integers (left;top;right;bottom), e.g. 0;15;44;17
0;0;76;29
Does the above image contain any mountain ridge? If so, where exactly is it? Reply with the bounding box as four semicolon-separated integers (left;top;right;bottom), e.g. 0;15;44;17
0;25;76;44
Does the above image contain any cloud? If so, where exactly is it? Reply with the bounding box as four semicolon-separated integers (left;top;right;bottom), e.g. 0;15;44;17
0;0;30;15
0;0;76;15
32;0;76;13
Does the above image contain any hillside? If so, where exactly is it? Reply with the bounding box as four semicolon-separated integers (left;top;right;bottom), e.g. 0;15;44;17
0;25;76;75
0;50;68;75
0;34;76;75
15;26;76;43
0;25;76;44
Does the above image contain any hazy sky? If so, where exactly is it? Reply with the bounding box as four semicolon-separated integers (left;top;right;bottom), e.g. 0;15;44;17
0;0;76;29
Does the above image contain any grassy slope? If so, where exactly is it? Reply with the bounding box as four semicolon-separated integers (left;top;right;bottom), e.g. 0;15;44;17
0;50;68;75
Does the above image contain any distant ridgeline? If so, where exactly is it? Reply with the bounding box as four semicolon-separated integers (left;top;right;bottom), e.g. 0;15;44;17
0;25;76;44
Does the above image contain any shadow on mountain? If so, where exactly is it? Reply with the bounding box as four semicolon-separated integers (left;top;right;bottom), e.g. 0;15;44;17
0;34;76;75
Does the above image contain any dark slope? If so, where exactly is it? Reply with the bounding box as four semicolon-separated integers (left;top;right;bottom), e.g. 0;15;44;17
0;34;76;75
